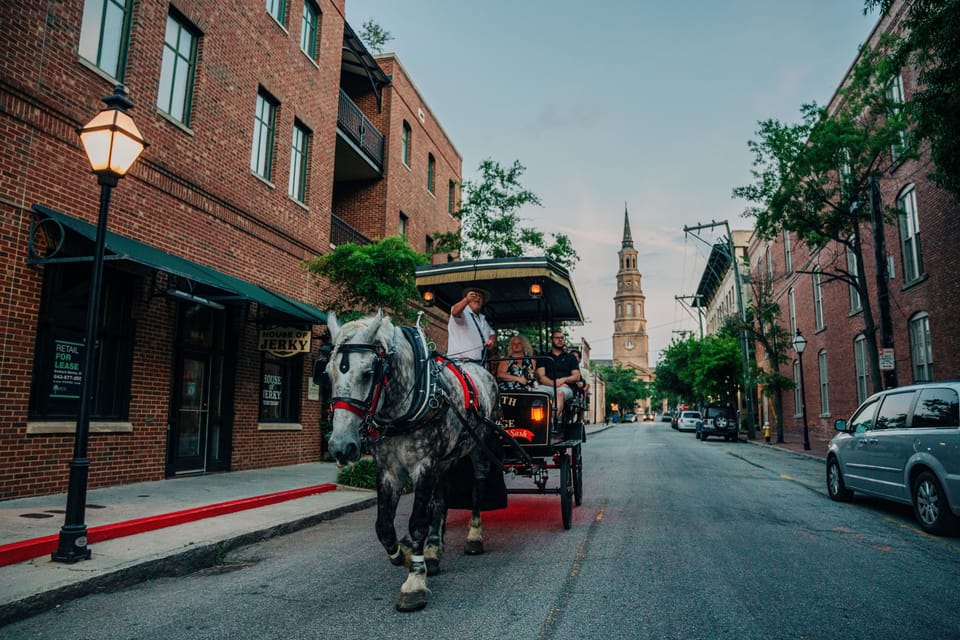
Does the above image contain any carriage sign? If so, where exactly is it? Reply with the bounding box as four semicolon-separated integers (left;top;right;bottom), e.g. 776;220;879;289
258;327;310;357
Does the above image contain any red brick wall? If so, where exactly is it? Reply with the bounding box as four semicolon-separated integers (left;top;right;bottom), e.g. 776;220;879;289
0;0;420;499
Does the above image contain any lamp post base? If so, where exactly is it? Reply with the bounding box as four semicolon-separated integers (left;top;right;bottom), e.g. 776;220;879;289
52;525;92;563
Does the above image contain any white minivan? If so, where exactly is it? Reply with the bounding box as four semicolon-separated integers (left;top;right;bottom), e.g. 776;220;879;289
826;381;960;535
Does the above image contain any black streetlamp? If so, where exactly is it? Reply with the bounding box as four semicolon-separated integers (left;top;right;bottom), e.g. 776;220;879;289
52;85;146;563
791;330;811;452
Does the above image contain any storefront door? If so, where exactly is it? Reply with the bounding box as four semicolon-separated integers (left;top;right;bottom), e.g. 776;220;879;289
168;303;231;475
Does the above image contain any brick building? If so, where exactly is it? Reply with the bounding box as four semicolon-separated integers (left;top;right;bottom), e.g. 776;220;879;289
746;1;960;441
0;1;461;500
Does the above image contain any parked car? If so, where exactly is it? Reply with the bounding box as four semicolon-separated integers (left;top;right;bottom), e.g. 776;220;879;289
827;381;960;535
676;410;702;432
697;406;738;442
661;411;673;423
623;412;637;423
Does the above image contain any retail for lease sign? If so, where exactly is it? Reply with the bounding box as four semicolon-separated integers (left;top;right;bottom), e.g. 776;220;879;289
258;327;310;357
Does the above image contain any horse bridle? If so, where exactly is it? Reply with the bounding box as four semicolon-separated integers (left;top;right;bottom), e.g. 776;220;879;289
329;343;390;438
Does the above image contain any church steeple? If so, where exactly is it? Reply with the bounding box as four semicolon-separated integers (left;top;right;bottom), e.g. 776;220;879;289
612;203;653;386
622;203;634;248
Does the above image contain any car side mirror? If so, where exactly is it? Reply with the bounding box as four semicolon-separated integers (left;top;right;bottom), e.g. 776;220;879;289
834;419;847;432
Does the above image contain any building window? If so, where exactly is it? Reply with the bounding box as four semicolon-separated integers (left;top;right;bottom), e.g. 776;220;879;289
260;353;301;422
427;153;436;194
79;0;133;79
909;313;933;382
29;264;135;420
617;303;622;318
854;334;869;404
251;89;278;180
847;245;862;312
793;360;802;417
288;120;310;202
266;0;286;26
425;235;433;254
399;212;408;236
300;1;319;60
626;303;633;317
765;245;773;281
788;287;796;337
886;73;908;164
897;186;923;284
401;121;411;167
813;267;824;331
157;11;199;126
818;350;830;415
784;231;792;274
448;180;456;215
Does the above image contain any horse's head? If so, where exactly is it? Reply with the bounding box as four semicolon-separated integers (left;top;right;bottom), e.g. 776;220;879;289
325;310;393;464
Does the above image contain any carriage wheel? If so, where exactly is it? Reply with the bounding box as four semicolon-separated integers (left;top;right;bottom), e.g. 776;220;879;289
572;444;583;507
559;451;572;530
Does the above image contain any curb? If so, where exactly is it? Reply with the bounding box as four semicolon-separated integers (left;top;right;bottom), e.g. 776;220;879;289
0;493;377;628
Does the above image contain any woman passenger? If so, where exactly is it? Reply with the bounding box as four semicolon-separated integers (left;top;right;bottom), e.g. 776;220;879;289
496;334;535;391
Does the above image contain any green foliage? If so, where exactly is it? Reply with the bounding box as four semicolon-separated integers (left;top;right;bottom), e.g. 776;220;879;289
303;236;428;324
654;334;742;407
597;363;650;415
358;20;393;54
434;159;579;270
866;0;960;201
337;458;377;489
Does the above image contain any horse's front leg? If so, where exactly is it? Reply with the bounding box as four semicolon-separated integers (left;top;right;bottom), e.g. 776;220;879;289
396;474;438;612
375;468;406;567
464;450;490;556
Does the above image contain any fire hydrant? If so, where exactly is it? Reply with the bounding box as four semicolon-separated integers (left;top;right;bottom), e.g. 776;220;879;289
763;422;771;443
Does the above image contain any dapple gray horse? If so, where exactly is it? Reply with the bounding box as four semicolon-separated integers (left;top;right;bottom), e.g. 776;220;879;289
325;310;500;611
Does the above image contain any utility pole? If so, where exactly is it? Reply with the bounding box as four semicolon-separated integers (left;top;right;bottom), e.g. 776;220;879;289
683;220;757;440
870;175;898;390
675;294;704;338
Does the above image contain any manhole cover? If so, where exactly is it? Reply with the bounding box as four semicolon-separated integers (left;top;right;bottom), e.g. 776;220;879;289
19;513;55;519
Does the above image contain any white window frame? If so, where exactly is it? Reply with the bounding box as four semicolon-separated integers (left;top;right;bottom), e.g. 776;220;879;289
909;313;933;382
854;335;868;404
788;287;796;337
847;245;862;312
793;360;802;417
813;267;824;331
886;73;907;163
898;186;923;284
250;90;277;180
266;0;286;26
818;350;830;415
784;231;792;274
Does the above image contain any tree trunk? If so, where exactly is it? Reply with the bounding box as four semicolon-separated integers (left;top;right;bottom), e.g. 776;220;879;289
852;226;884;393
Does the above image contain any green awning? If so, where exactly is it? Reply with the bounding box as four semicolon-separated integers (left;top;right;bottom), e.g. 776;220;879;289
31;205;326;324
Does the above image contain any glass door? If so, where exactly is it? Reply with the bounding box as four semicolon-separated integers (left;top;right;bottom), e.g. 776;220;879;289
174;355;210;473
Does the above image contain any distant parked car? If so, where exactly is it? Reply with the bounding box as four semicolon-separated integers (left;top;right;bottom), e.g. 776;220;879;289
623;412;637;423
661;412;673;423
643;412;654;421
676;411;702;432
697;406;739;442
827;381;960;535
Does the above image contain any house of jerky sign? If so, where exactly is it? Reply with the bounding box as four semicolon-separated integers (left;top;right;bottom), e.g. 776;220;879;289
258;327;311;357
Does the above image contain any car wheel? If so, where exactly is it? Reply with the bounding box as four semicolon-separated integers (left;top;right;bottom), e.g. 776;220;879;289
912;470;958;535
826;456;853;502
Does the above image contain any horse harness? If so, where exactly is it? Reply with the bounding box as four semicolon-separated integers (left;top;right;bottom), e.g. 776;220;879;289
329;324;483;444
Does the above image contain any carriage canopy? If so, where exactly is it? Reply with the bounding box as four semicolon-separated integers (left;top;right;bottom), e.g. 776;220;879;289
415;257;584;327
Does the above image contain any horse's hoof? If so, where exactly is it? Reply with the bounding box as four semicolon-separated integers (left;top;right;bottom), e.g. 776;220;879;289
425;557;441;576
464;540;484;555
395;591;428;612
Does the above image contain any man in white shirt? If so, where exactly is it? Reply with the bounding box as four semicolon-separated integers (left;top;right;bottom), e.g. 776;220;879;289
447;287;495;362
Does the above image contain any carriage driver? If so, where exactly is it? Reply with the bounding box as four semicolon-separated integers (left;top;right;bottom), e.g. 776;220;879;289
447;287;496;362
534;331;581;421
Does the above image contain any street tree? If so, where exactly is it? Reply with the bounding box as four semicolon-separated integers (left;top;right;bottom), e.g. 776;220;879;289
732;44;912;394
434;159;579;270
596;363;649;417
654;333;742;409
303;236;428;324
865;0;960;201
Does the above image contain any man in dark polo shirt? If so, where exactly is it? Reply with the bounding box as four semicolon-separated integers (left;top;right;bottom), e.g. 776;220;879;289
534;330;581;421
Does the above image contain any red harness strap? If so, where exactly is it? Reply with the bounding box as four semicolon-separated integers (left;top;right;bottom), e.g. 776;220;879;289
438;356;479;411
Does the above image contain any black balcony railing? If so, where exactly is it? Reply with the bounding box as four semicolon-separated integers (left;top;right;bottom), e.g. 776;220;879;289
338;90;385;169
331;214;371;246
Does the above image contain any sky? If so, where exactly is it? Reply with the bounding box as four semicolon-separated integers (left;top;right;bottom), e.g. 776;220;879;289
345;1;880;362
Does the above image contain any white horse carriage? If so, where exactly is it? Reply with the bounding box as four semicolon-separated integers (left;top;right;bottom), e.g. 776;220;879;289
322;256;585;611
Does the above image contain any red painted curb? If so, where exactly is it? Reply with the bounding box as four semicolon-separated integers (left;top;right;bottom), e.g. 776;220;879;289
0;483;337;568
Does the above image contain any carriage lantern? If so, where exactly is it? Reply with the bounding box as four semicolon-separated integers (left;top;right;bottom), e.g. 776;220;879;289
528;282;543;299
422;290;435;306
